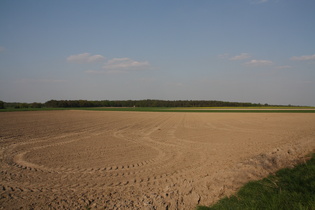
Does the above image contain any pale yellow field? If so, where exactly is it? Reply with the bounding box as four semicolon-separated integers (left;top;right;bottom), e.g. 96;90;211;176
0;111;314;209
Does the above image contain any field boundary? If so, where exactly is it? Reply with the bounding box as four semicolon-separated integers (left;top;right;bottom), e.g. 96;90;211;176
1;107;315;113
198;152;315;210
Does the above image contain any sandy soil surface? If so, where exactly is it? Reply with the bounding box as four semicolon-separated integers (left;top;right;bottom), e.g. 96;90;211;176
1;111;314;209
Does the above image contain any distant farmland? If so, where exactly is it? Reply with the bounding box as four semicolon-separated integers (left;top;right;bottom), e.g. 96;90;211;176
1;110;314;209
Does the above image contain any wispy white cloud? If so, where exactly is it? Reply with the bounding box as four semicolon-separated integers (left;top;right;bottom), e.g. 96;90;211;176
250;0;269;4
290;54;315;61
85;58;151;74
230;53;251;61
102;58;150;71
67;53;105;63
244;59;273;66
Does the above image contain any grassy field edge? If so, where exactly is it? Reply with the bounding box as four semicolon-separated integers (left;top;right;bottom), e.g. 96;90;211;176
197;153;315;210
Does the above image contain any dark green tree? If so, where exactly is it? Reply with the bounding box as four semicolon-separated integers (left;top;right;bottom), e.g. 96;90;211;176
0;100;4;109
31;102;42;108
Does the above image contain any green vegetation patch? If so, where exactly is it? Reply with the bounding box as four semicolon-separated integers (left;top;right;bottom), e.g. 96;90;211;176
198;153;315;210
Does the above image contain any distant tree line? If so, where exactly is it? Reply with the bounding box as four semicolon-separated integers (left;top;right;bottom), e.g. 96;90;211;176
1;99;268;109
3;102;43;109
45;99;263;108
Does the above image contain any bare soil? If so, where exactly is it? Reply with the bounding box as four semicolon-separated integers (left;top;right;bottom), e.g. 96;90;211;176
0;111;314;209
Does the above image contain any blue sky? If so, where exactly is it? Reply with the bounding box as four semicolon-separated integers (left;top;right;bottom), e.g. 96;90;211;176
1;0;315;105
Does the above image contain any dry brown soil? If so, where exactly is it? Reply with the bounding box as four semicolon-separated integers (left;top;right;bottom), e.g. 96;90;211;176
1;111;314;209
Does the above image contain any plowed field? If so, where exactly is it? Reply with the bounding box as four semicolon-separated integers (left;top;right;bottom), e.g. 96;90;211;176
1;111;314;209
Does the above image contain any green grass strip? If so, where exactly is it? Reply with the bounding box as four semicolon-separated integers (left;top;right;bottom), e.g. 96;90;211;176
198;153;315;210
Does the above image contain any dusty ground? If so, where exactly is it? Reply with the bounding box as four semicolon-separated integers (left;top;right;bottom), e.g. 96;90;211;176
0;110;314;209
